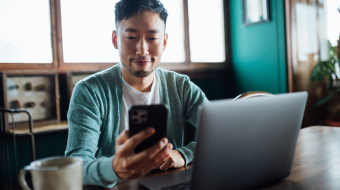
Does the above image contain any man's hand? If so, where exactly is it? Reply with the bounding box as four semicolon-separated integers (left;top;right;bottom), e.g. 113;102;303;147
112;128;173;180
157;150;186;171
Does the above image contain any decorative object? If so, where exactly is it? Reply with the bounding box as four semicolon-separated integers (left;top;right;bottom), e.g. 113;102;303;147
40;102;46;107
24;82;33;91
242;0;270;26
9;100;21;109
8;84;19;90
0;71;60;131
24;102;36;108
34;84;46;91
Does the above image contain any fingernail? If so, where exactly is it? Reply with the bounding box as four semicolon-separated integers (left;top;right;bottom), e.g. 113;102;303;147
147;128;154;134
162;138;167;144
168;144;172;150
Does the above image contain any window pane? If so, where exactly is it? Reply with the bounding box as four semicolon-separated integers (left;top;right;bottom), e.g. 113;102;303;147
188;0;226;62
0;0;53;63
61;0;119;63
160;0;186;63
61;0;185;63
327;0;340;47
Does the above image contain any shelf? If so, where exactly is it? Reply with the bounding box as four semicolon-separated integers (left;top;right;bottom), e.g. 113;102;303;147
6;121;68;135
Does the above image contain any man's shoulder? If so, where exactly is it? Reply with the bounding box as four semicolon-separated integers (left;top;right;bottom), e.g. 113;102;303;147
156;67;190;83
76;64;121;88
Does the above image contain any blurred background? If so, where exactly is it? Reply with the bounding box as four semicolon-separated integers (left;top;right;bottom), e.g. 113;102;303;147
0;0;340;189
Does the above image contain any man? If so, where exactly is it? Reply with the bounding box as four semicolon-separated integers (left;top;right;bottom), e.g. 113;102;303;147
65;0;208;188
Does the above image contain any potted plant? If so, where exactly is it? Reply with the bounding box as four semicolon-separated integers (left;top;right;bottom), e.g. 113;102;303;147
310;6;340;125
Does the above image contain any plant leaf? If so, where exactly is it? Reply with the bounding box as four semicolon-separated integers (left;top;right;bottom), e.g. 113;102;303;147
313;92;336;109
311;64;322;81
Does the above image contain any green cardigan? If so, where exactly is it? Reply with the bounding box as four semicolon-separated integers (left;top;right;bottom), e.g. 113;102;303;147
65;64;209;188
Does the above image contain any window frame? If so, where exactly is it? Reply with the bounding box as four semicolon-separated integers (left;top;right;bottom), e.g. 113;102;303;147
0;0;231;77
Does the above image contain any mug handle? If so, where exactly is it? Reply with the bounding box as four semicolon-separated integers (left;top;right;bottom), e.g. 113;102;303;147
19;166;32;190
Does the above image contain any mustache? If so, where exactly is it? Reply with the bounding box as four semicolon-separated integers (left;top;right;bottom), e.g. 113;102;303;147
129;57;155;62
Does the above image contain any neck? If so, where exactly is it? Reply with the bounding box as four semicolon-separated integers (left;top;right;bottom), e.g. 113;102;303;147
121;65;154;92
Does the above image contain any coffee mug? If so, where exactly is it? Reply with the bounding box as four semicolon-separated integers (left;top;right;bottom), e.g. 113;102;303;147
19;156;83;190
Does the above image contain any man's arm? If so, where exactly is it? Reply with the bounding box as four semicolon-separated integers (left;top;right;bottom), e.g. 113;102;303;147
177;77;209;165
157;76;209;170
65;81;119;188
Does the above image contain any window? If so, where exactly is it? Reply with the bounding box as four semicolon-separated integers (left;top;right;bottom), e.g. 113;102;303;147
0;0;228;73
188;0;226;62
0;0;53;63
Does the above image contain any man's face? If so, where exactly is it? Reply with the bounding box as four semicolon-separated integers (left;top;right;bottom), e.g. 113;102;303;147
112;11;168;78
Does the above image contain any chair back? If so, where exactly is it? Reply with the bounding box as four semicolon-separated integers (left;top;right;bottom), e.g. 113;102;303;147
233;91;274;101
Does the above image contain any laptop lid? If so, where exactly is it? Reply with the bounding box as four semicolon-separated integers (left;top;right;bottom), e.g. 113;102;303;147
190;92;307;190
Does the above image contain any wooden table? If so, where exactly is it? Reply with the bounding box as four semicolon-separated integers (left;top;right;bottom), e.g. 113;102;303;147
84;126;340;190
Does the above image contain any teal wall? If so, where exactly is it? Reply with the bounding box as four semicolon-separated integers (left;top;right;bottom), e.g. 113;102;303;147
230;0;287;94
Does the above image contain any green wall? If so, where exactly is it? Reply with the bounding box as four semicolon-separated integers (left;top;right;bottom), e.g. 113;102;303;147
230;0;287;94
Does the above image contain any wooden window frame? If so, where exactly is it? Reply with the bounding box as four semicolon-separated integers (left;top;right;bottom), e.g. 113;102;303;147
0;0;231;78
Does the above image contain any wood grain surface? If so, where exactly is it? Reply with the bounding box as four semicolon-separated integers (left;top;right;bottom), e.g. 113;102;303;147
84;126;340;190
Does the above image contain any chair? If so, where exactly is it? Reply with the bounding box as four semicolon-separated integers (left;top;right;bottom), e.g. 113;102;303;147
0;107;36;190
233;91;274;101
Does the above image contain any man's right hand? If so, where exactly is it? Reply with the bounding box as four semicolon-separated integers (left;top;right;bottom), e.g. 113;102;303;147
112;128;172;180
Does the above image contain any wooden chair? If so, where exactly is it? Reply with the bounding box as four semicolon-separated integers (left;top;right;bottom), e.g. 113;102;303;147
233;91;274;101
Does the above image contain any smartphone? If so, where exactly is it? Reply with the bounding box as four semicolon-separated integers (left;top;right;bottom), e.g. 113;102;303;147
129;104;168;153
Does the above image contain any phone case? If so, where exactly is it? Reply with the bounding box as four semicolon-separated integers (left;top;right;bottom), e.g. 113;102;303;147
129;104;168;153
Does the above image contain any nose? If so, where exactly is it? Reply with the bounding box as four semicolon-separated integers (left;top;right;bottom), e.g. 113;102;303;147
136;38;149;58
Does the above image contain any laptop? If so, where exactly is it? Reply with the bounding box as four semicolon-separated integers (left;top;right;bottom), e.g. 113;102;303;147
138;92;308;190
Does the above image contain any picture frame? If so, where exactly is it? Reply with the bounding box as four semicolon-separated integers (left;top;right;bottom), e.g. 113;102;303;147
242;0;270;26
0;71;60;132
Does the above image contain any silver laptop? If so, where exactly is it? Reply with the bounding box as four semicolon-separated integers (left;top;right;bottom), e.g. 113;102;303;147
139;92;308;190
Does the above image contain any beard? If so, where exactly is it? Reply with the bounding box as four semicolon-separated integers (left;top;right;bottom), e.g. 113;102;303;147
121;58;156;77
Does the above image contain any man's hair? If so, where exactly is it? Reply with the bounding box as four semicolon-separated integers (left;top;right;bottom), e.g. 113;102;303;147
114;0;168;31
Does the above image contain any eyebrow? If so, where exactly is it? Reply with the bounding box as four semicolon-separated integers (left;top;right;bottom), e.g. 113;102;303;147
123;28;160;33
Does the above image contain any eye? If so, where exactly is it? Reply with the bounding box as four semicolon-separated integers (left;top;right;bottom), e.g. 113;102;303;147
126;37;136;40
149;38;158;41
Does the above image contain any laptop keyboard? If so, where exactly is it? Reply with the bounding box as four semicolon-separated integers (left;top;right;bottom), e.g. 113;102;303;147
161;181;190;190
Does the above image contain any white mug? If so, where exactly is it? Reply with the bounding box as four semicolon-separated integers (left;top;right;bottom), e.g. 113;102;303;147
19;156;83;190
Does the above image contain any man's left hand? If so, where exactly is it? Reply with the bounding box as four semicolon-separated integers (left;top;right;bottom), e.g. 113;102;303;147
157;150;186;171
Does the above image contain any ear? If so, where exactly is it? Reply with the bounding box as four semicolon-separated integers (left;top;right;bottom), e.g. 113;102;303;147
163;33;168;51
112;30;118;49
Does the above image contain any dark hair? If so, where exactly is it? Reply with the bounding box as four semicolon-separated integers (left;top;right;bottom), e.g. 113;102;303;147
115;0;168;31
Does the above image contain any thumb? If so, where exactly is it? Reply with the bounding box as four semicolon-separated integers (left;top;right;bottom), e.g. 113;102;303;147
116;130;129;145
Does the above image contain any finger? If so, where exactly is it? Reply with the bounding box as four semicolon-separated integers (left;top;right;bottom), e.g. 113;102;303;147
116;130;130;145
125;127;155;150
133;138;170;163
152;143;173;169
140;144;173;175
154;158;167;170
160;157;174;171
123;148;171;179
130;143;172;175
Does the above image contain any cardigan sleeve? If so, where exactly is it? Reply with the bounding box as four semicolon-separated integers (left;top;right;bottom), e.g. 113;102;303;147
65;81;120;188
176;77;209;164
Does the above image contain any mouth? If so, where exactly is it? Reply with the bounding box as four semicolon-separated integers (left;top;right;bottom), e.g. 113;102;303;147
133;61;151;65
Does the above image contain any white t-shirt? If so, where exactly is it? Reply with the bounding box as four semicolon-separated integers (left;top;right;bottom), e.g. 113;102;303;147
119;74;160;133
